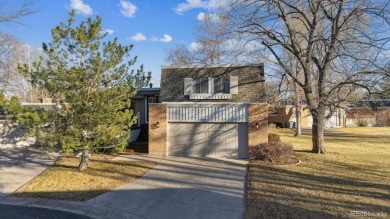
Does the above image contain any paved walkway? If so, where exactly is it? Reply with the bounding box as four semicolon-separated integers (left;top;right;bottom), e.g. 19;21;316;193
88;156;248;219
0;147;57;197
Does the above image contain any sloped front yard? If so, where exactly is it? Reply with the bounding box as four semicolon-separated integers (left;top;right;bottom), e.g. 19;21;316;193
13;155;156;201
246;127;390;219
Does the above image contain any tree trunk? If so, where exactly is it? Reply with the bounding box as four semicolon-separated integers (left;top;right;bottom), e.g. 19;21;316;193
294;81;302;137
293;73;302;137
78;149;90;171
312;111;326;154
294;105;302;137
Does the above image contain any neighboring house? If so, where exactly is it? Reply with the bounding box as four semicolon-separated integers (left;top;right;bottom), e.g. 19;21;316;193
18;98;58;111
268;106;312;128
346;99;390;126
147;64;268;159
268;106;347;128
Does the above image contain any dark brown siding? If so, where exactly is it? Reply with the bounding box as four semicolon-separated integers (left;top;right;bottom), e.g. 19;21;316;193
160;65;266;103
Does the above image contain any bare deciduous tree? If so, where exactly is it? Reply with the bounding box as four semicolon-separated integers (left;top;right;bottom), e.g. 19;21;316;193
231;0;390;153
0;33;44;101
166;9;263;65
0;33;24;95
0;0;38;101
0;0;36;24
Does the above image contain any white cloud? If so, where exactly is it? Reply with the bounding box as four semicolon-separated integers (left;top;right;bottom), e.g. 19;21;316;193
222;38;264;53
175;0;205;14
160;34;173;43
120;0;137;18
197;12;206;21
152;34;173;43
175;0;229;14
103;29;114;35
70;0;93;15
131;33;146;41
196;12;219;21
189;42;200;51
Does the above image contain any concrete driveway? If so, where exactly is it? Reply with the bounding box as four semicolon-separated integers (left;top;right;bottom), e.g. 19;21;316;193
0;147;56;197
87;156;248;219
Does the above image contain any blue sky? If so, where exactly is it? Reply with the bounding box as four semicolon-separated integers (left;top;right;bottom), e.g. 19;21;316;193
0;0;230;87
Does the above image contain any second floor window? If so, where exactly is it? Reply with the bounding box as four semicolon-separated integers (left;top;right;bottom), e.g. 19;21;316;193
193;78;209;94
214;77;230;94
184;76;238;97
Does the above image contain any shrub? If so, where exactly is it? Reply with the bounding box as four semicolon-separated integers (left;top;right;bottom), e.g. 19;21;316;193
249;142;293;163
268;123;276;132
375;110;390;127
356;119;369;127
268;133;281;143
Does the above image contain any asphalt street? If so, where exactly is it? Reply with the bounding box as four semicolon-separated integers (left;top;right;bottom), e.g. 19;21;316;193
0;204;92;219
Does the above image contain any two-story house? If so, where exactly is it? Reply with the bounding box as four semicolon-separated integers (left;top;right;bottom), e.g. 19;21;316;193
147;64;268;159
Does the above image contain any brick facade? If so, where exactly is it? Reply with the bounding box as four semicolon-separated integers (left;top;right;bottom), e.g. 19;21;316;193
148;103;167;156
248;103;268;150
160;65;266;103
268;106;312;128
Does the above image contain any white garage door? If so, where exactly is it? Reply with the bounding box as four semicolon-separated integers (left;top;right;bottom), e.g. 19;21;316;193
168;123;248;158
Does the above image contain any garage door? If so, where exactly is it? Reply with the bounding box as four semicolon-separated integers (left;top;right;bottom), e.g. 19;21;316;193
168;123;248;158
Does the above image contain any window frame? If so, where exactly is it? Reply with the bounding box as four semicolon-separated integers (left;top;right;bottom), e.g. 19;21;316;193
185;76;236;99
213;77;230;94
193;78;209;94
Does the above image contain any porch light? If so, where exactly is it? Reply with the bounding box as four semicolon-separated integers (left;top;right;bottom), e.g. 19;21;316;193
156;122;160;128
255;123;259;129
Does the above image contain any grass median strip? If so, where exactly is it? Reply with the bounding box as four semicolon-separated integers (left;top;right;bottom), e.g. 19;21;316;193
246;127;390;219
13;156;156;201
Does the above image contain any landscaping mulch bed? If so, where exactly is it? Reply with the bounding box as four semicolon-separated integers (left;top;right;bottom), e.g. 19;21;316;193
250;156;300;166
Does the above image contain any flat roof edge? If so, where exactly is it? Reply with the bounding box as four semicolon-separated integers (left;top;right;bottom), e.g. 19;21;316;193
161;64;264;69
159;102;266;105
20;103;57;106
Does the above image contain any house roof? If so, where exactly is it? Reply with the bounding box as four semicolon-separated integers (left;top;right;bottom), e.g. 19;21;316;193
20;102;58;110
161;64;264;69
133;88;160;99
347;99;390;109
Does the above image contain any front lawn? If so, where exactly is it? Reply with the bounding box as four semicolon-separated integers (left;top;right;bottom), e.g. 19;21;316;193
246;127;390;219
13;155;156;201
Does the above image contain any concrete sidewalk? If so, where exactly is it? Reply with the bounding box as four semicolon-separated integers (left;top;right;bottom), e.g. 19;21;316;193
0;147;57;198
87;156;248;219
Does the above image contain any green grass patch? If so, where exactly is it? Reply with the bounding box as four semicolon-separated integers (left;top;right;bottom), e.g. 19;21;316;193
246;127;390;219
13;155;156;201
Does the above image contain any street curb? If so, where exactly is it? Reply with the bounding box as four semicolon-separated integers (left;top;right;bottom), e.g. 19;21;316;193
0;197;141;219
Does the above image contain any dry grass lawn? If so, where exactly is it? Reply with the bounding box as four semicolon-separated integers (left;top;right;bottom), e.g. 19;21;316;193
13;155;156;201
246;127;390;219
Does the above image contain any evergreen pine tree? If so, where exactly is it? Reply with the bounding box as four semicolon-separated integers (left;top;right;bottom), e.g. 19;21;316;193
19;11;150;171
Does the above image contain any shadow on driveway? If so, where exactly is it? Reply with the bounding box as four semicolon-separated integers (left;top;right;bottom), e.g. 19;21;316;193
0;147;56;197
